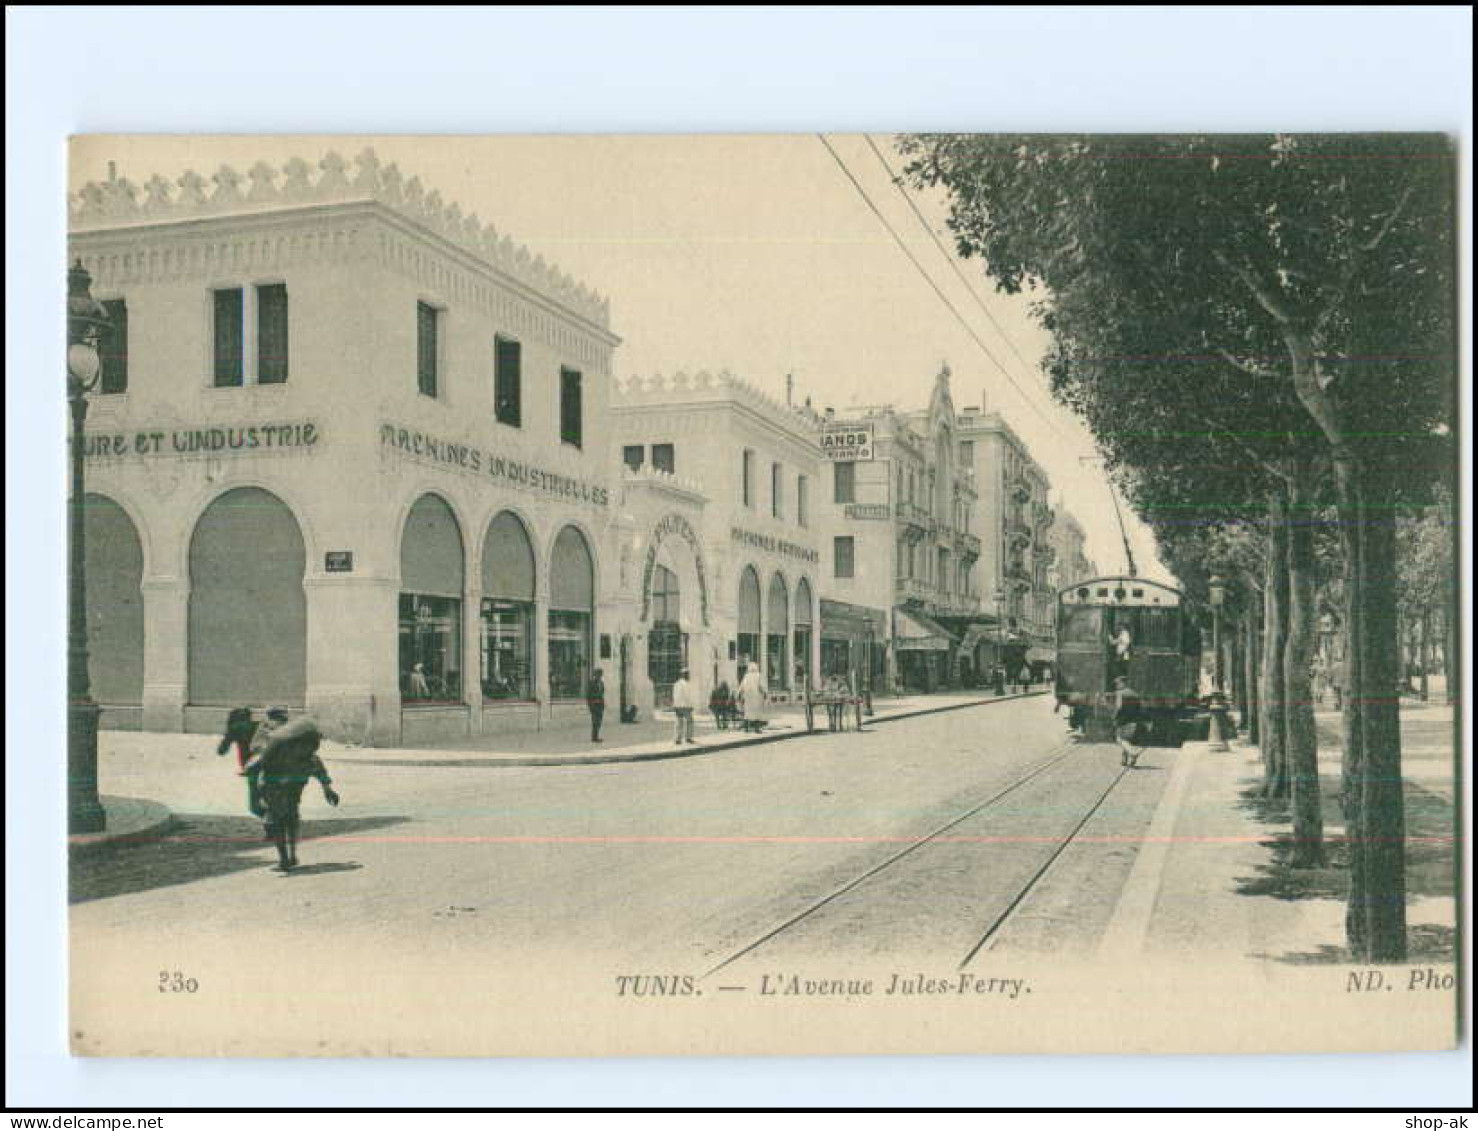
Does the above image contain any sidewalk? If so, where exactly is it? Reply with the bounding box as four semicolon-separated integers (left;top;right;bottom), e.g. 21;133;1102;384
1119;698;1459;964
77;688;1050;846
331;687;1045;767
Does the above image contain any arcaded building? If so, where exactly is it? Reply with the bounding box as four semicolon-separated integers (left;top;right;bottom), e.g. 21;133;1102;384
609;371;823;713
69;149;620;745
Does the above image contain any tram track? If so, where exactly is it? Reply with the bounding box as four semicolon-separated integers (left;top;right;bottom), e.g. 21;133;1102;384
701;739;1104;978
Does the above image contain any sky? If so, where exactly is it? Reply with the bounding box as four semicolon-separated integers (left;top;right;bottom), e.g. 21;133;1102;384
70;133;1169;582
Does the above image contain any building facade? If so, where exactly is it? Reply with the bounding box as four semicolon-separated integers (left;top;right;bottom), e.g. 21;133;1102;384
69;149;621;745
815;366;987;692
955;395;1058;670
609;370;823;714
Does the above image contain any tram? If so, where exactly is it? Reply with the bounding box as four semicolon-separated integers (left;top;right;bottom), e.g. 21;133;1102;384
1054;575;1201;745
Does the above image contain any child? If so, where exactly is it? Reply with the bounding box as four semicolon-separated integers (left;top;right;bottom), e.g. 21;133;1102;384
1113;675;1146;768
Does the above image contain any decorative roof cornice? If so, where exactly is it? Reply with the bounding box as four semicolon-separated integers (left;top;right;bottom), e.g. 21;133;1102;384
69;147;610;328
613;369;823;448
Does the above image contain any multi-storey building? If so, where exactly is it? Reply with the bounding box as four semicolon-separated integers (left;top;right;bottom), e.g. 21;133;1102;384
956;394;1058;671
815;366;986;692
68;149;620;745
609;370;822;712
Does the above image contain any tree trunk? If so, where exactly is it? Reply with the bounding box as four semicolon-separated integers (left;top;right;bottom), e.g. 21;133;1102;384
1261;491;1290;800
1284;467;1326;867
1338;460;1407;963
1233;621;1249;732
1419;608;1431;702
1245;588;1262;745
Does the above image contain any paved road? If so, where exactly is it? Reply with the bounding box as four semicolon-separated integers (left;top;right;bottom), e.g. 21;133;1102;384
73;695;1176;973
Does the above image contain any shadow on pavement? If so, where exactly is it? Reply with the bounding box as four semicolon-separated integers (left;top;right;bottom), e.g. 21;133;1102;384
70;813;408;904
1232;775;1456;963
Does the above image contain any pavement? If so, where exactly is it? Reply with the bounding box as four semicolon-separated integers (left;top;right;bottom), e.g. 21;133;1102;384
1116;695;1460;964
68;686;1046;849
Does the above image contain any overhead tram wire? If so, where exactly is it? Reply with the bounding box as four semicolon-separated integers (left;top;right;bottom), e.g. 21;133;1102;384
814;133;1077;450
863;133;1044;385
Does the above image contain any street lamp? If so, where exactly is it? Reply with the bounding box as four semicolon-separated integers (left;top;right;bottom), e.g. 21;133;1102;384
67;260;110;833
1206;573;1231;752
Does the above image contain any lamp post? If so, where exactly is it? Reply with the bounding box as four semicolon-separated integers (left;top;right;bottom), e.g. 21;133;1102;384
67;261;111;832
1207;574;1231;752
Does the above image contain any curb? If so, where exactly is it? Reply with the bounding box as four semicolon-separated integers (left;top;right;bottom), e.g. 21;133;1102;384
337;689;1050;768
68;796;176;858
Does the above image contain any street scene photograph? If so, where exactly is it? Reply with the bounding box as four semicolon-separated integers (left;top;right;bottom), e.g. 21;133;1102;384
60;131;1459;1058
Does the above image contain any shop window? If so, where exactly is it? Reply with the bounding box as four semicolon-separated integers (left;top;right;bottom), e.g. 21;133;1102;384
213;288;244;387
652;443;675;474
481;510;535;701
560;367;583;448
548;611;591;698
99;299;128;394
623;445;645;471
256;283;289;384
766;574;789;690
417;302;440;398
834;536;855;579
549;525;594;698
399;593;463;703
737;565;762;675
495;335;522;426
481;600;532;700
834;461;856;504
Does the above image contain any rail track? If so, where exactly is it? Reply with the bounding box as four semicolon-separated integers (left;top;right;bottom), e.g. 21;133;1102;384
702;739;1133;977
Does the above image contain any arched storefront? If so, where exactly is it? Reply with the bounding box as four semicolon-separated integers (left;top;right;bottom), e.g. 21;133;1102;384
647;562;684;707
549;525;594;699
188;486;306;706
83;493;144;709
737;565;761;679
766;573;789;691
480;511;535;701
399;494;465;704
793;577;814;692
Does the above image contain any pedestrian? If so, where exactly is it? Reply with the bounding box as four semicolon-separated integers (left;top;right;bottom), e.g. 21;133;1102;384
1112;675;1146;768
672;669;698;745
993;664;1007;697
1017;663;1033;693
216;706;258;774
825;674;847;732
244;710;340;872
586;667;606;743
738;663;768;733
710;680;733;730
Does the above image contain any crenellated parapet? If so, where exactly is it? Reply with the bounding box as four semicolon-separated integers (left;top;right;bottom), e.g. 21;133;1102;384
613;369;822;443
620;463;707;503
70;147;610;328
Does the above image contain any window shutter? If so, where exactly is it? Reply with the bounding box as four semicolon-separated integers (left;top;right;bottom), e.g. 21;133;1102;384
257;284;289;384
213;289;244;387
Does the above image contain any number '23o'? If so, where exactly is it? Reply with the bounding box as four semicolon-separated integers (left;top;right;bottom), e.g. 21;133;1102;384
158;971;199;993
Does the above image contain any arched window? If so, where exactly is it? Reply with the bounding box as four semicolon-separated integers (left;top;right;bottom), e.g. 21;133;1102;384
793;577;814;690
737;565;761;678
400;494;464;704
481;511;535;701
549;526;594;699
647;562;684;706
766;573;789;690
84;494;144;706
189;487;305;706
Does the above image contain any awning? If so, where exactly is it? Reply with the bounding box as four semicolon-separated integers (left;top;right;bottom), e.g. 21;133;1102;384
957;622;1002;654
894;608;954;652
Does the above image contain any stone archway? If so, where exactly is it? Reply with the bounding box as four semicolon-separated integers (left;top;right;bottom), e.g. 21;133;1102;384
188;486;306;707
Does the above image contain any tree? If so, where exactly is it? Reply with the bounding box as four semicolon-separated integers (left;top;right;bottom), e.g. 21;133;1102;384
900;132;1457;960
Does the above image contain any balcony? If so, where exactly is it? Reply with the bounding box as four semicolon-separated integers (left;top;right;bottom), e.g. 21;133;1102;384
895;576;930;604
1006;516;1032;549
958;531;982;560
844;502;891;521
1034;503;1056;531
895;500;931;539
1007;474;1033;504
